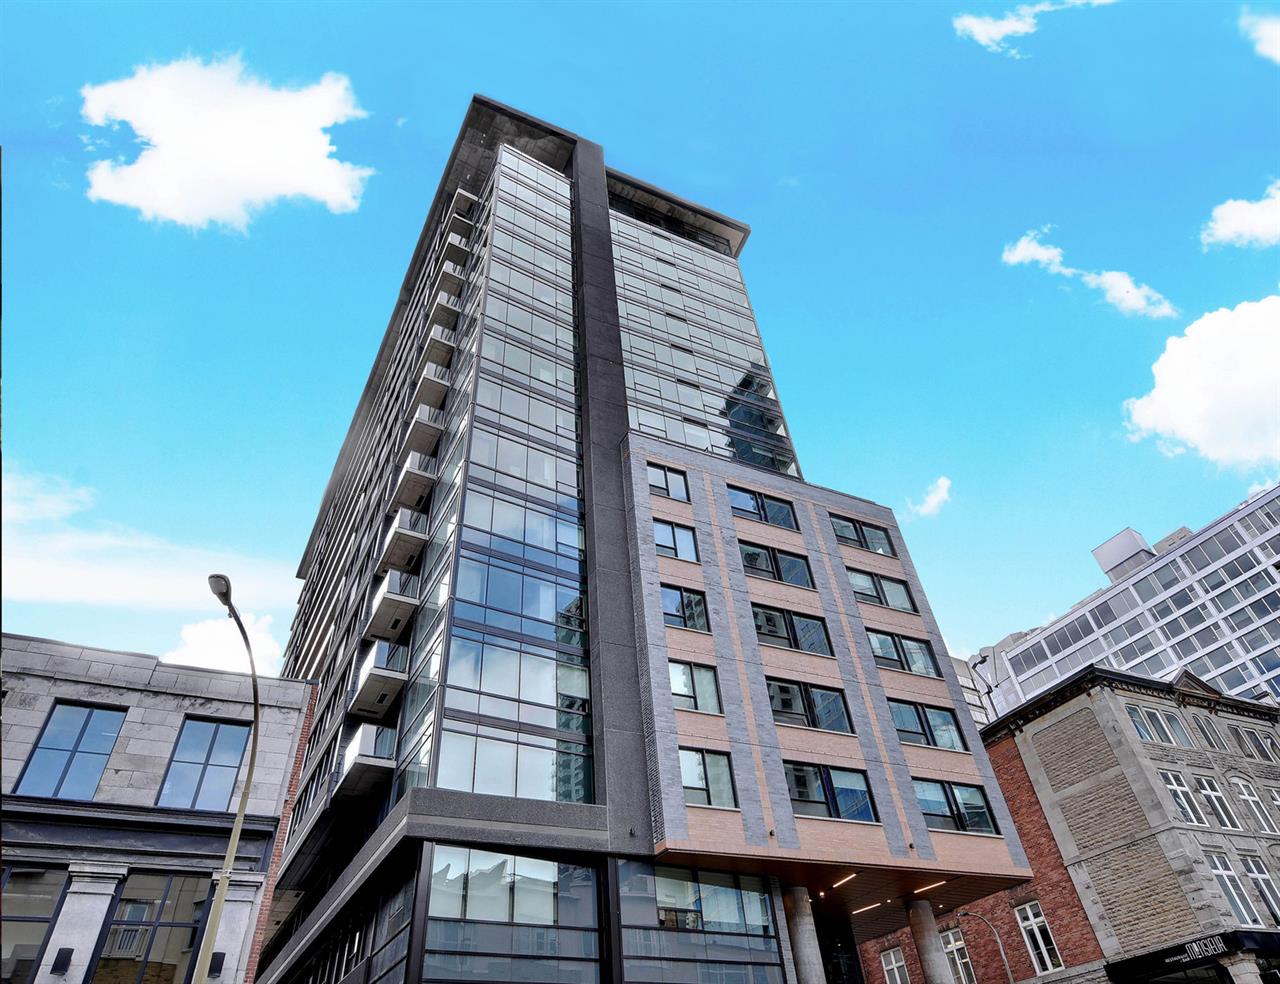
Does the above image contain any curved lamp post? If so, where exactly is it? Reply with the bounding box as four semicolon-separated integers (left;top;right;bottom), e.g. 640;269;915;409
191;574;262;984
956;909;1015;984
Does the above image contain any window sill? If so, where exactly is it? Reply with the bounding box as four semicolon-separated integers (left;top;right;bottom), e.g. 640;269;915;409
853;598;920;616
664;624;714;637
685;803;742;813
744;571;819;594
675;707;726;719
926;828;1004;839
900;742;971;757
651;492;692;505
731;513;801;535
657;555;703;568
834;538;899;561
757;640;836;659
776;721;858;739
794;814;882;828
876;665;943;682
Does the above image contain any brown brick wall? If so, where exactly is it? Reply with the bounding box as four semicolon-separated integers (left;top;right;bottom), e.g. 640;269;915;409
859;733;1104;983
244;681;317;983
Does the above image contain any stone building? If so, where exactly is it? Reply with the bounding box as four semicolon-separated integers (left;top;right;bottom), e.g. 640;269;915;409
861;665;1280;983
0;632;311;984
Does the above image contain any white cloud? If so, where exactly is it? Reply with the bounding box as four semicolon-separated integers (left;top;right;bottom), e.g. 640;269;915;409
1248;476;1280;498
1241;9;1280;64
910;476;953;517
953;0;1115;58
1;465;298;611
80;54;373;230
164;612;284;676
1124;295;1280;468
1001;227;1177;318
1201;179;1280;249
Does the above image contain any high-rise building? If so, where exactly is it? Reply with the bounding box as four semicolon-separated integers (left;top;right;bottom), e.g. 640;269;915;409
256;96;1031;984
981;485;1280;717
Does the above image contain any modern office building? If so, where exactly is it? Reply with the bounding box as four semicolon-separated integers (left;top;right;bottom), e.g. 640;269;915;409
951;658;991;728
0;632;311;984
981;485;1280;717
256;96;1031;984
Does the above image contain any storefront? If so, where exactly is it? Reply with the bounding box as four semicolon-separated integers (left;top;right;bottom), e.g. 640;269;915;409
1105;930;1280;983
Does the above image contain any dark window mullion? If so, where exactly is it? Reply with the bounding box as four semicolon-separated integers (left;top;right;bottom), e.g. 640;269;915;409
52;709;97;797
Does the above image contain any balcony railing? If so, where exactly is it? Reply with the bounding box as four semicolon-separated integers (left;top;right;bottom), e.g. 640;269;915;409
349;641;409;719
423;325;457;368
335;723;396;798
389;451;439;513
399;405;446;461
362;570;419;640
376;507;429;574
412;362;451;410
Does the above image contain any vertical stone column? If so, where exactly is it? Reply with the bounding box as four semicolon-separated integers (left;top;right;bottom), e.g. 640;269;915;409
33;862;128;984
207;872;267;984
1220;952;1264;984
906;898;953;984
781;886;826;984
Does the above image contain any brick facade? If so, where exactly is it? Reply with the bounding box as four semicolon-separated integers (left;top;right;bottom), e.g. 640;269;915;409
245;682;319;983
859;733;1105;983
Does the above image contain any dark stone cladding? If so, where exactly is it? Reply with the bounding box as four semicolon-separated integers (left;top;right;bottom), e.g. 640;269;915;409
571;138;653;853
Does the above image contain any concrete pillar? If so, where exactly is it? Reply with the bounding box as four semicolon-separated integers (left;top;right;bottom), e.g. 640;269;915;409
1220;952;1264;984
33;862;129;984
208;871;267;984
781;886;826;984
906;898;953;984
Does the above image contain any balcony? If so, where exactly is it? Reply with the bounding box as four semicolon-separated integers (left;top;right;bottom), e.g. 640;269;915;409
363;570;419;640
443;232;470;267
334;724;396;798
425;290;461;332
389;452;439;512
412;363;451;410
423;325;458;368
449;187;478;220
349;641;409;719
431;259;466;299
400;405;445;461
376;508;429;574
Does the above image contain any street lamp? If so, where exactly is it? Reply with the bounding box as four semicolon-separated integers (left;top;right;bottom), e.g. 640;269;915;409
191;574;262;984
956;909;1015;984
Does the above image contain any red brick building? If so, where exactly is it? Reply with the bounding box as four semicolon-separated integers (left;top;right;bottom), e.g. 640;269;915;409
858;728;1107;984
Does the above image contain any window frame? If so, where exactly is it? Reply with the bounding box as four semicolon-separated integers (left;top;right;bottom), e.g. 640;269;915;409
0;865;70;982
1014;901;1065;975
669;660;722;715
782;761;878;823
888;700;968;751
880;946;910;984
155;716;252;812
1232;778;1278;834
678;747;738;808
647;462;690;502
14;701;127;802
913;778;1000;835
1196;776;1244;829
829;513;896;557
939;927;976;984
751;604;833;656
1125;704;1193;748
1194;714;1229;751
659;583;710;631
653;518;699;562
846;568;917;613
1206;851;1264;927
867;630;941;677
765;678;853;733
1241;856;1280;926
738;540;814;589
1159;769;1209;826
726;484;798;530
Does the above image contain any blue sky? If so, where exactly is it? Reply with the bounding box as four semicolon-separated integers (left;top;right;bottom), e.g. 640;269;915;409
3;0;1278;672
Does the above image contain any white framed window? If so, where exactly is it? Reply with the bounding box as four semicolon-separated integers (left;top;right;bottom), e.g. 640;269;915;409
881;946;910;984
1194;715;1228;751
1269;788;1280;815
1126;704;1194;748
1196;776;1243;829
1206;851;1264;926
940;928;976;984
1160;770;1208;825
1232;778;1278;833
1242;856;1280;925
1015;901;1064;975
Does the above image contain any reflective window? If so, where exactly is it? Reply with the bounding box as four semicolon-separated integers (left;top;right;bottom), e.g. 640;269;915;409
647;463;689;502
829;514;895;556
679;748;736;807
726;486;797;529
913;779;998;834
739;541;813;588
867;630;940;677
766;679;852;733
669;661;721;714
660;584;709;631
888;701;966;751
784;762;876;822
157;719;250;811
752;604;832;656
0;867;68;984
653;519;699;562
847;569;916;612
16;703;125;801
89;873;209;984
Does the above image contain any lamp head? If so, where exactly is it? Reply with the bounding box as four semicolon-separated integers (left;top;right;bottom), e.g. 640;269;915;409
208;574;233;610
